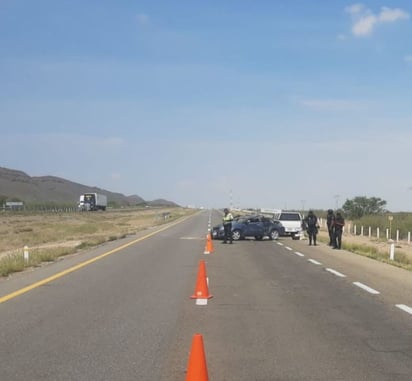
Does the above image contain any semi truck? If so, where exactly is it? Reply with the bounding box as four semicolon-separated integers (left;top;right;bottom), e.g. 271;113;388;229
78;193;107;211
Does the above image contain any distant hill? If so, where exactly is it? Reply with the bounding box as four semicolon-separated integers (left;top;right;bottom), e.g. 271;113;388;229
0;167;179;207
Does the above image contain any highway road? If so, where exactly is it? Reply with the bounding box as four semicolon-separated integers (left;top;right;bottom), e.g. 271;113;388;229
1;210;412;380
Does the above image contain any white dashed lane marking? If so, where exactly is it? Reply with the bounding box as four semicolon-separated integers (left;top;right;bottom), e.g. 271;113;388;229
325;268;346;278
280;244;412;318
308;259;322;265
353;282;380;295
396;304;412;315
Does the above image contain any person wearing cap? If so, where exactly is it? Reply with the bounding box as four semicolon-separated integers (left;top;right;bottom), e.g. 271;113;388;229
326;209;335;246
333;212;345;249
222;208;234;244
304;210;319;246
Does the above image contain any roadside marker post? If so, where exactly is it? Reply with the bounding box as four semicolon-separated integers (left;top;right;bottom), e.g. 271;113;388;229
389;239;395;261
23;245;29;263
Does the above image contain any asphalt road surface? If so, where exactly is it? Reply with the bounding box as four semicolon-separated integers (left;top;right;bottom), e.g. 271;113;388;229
1;210;412;380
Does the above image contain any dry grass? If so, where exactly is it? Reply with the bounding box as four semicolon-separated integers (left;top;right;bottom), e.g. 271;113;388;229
0;207;195;277
317;229;412;271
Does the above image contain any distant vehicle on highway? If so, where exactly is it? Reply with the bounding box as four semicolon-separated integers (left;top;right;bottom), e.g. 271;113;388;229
273;211;303;239
78;193;107;211
212;215;285;241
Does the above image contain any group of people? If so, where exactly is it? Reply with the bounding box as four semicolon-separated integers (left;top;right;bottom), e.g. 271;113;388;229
303;209;345;249
326;209;345;249
222;207;345;249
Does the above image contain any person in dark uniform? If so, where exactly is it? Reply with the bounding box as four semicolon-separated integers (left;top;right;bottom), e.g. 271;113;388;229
305;210;319;246
326;209;335;246
222;208;234;244
333;211;345;249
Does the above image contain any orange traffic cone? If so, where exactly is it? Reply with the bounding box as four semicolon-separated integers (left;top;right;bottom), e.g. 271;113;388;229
185;333;209;381
204;233;213;254
190;260;212;305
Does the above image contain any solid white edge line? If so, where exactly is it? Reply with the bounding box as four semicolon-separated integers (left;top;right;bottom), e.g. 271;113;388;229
353;282;380;294
294;251;304;257
325;268;346;278
308;259;322;265
396;304;412;315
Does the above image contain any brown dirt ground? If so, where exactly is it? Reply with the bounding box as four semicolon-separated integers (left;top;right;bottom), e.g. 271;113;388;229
0;208;193;260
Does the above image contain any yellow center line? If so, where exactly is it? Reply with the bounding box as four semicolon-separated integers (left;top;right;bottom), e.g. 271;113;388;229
0;215;193;304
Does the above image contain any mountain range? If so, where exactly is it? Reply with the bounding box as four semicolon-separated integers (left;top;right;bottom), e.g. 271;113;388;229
0;167;178;207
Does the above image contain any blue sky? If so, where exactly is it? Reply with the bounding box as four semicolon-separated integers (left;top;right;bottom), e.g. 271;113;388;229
1;1;412;211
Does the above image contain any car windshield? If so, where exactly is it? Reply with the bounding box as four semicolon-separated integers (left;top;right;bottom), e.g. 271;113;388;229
279;213;301;221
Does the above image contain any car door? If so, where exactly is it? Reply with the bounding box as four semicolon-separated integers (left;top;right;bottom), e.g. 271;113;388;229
244;217;264;237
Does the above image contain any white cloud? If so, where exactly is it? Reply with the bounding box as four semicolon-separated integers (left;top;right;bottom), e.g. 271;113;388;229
300;98;365;111
345;4;410;37
353;14;377;36
99;137;124;147
379;7;409;23
345;3;365;15
110;172;122;180
136;13;149;25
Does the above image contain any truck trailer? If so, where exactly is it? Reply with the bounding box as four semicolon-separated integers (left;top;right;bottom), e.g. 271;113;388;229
78;193;107;211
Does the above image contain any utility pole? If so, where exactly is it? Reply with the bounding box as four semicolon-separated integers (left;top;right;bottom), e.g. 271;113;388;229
334;194;340;210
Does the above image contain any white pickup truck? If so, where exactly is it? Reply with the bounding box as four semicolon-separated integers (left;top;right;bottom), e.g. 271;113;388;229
274;211;303;240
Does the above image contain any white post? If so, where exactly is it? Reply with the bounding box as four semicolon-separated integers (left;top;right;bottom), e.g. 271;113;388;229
386;228;389;240
347;223;351;235
377;227;380;239
389;240;395;261
368;226;371;238
360;226;364;236
23;245;29;263
396;229;399;243
408;232;411;245
354;225;357;236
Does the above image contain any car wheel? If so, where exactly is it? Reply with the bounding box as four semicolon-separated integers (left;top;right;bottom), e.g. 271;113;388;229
269;229;279;240
255;236;263;240
232;229;242;241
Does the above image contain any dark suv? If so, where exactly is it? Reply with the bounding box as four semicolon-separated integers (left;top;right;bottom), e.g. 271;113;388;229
212;215;285;241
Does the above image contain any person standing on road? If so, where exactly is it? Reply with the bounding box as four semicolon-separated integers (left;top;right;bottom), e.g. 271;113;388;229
326;209;335;246
305;210;319;246
222;208;234;244
333;211;345;249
